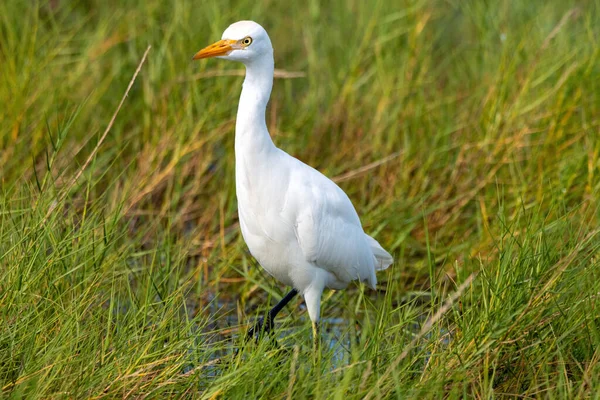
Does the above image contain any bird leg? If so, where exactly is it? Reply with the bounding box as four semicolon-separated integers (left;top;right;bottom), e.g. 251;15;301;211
246;288;299;341
312;321;320;353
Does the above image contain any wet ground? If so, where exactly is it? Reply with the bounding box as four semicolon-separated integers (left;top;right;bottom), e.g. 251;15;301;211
182;287;449;377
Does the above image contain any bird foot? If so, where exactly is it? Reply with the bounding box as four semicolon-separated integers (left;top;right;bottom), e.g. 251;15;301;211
245;315;274;342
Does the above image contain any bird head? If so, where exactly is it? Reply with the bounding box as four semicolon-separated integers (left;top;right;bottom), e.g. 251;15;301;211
192;21;273;64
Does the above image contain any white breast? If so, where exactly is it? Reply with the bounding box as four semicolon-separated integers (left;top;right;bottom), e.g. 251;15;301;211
235;150;300;287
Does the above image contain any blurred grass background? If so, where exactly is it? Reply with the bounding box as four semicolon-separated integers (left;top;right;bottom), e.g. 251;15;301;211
1;0;600;398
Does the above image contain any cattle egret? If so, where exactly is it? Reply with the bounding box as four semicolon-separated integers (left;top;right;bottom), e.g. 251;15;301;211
193;21;393;344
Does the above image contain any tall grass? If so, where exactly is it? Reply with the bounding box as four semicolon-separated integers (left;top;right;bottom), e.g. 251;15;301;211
1;0;599;398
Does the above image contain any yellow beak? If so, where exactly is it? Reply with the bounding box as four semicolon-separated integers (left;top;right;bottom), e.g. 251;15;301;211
192;39;238;60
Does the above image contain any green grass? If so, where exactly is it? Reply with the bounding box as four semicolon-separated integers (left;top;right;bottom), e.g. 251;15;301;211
1;0;600;398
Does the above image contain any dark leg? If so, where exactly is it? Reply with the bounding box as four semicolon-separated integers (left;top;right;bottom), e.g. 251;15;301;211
246;288;299;341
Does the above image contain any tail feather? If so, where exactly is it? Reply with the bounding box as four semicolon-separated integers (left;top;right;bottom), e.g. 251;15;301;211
365;234;393;271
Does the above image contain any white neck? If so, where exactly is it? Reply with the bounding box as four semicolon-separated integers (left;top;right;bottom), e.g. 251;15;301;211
235;53;276;157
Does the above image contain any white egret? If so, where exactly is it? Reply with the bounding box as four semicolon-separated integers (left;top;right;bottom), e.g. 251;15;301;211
193;21;393;342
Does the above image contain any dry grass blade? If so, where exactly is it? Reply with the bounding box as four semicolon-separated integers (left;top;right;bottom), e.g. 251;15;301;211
364;273;477;400
540;8;580;51
183;68;305;82
333;151;402;183
44;45;152;220
286;345;300;400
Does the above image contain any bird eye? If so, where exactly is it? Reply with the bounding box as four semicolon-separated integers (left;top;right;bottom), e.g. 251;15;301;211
242;36;253;46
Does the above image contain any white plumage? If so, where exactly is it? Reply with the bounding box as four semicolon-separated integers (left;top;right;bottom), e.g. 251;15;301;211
193;21;393;329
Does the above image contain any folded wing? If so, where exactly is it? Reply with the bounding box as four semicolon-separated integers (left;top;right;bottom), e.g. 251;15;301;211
290;163;392;289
